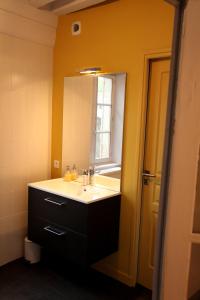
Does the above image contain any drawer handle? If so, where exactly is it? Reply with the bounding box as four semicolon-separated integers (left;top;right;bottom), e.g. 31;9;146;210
44;197;65;206
43;225;66;236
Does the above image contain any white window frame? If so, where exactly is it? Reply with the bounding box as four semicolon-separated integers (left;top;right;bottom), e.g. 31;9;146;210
93;75;115;165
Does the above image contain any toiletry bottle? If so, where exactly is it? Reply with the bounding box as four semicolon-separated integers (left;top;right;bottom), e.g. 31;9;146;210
64;165;71;182
71;164;77;181
83;169;88;186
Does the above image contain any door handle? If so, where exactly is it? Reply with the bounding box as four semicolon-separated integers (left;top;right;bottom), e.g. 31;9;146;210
142;172;156;178
44;197;65;206
142;170;156;185
43;225;66;236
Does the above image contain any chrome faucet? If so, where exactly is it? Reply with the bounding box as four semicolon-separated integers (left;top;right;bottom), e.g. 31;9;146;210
82;166;95;186
88;166;94;185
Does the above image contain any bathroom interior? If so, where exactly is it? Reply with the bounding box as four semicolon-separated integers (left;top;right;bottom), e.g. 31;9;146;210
1;0;198;299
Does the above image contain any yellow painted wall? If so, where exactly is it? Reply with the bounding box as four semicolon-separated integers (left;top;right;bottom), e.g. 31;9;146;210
52;0;174;285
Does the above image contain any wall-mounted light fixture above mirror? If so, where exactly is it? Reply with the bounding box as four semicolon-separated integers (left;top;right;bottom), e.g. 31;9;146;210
79;67;102;75
62;72;126;190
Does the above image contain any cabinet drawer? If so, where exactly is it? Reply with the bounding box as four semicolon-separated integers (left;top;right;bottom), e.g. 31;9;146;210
28;188;88;234
28;217;88;266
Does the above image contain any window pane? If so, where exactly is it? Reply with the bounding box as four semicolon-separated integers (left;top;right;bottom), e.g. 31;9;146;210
95;133;110;160
97;77;112;104
96;105;111;132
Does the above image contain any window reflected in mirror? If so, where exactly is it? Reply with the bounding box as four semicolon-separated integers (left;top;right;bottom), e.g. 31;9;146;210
95;76;113;161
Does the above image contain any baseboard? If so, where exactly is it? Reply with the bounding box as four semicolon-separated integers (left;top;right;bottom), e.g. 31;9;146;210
93;261;135;287
189;290;200;300
0;254;23;268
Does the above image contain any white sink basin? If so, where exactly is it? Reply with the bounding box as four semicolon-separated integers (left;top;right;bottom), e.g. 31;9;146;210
28;178;120;204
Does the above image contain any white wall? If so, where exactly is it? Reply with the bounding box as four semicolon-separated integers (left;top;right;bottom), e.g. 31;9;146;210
0;1;57;265
62;76;95;173
162;0;200;299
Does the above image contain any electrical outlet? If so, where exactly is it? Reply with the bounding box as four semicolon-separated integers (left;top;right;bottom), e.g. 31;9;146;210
54;160;60;169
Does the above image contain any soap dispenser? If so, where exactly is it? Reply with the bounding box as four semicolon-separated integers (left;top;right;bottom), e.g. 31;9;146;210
71;164;78;180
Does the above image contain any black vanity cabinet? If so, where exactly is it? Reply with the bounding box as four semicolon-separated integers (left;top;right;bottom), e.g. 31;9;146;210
28;187;121;266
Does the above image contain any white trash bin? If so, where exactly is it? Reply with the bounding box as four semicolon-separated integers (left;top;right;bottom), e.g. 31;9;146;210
24;236;41;264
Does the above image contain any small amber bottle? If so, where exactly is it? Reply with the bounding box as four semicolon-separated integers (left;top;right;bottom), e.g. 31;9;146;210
71;164;77;180
64;165;71;182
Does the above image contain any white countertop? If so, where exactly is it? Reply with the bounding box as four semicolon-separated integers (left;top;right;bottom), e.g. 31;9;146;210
28;177;121;204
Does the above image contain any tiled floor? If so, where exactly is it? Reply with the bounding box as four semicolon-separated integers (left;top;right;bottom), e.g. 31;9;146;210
0;259;152;300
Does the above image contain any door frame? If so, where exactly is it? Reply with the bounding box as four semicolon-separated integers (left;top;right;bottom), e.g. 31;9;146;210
152;1;187;299
127;50;171;287
133;51;171;288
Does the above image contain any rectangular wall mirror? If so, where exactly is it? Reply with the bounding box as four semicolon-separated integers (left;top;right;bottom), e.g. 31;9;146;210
62;72;126;190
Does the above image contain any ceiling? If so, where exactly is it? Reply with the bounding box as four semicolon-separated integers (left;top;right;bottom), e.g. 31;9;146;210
29;0;108;15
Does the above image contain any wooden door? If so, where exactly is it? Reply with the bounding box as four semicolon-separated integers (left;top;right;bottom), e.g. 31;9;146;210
138;58;170;289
